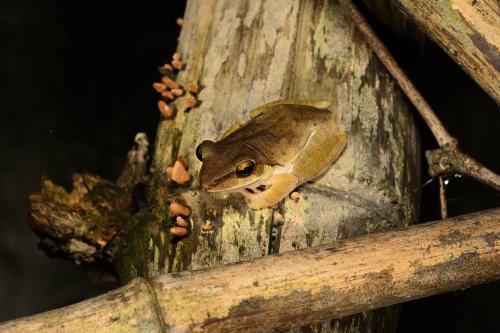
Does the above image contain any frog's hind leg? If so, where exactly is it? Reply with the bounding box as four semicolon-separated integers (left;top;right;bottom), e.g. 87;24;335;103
292;121;347;183
239;173;298;209
220;122;244;140
250;100;331;118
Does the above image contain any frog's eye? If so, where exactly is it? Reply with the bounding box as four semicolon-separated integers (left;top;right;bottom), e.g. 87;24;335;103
236;160;255;177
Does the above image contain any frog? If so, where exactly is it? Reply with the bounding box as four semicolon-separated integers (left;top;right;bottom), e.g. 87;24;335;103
195;100;347;209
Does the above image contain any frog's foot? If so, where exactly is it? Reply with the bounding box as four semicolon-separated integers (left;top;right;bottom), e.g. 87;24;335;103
239;173;298;209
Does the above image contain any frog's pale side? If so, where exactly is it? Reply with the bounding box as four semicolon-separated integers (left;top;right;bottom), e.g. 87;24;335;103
196;100;347;209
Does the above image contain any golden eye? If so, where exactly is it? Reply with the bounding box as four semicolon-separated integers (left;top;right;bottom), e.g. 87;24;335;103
236;160;255;177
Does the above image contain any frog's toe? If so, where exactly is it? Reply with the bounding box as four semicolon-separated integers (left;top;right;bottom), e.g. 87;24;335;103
239;173;298;209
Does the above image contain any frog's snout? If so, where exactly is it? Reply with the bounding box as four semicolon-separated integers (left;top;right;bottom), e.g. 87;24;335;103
199;164;217;190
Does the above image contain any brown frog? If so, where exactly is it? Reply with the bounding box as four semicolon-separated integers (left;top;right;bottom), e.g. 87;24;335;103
196;100;347;209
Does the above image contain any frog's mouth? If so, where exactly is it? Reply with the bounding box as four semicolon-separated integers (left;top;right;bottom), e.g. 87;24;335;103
203;178;262;193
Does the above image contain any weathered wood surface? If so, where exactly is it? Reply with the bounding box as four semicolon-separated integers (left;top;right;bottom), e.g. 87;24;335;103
115;0;420;331
390;0;500;103
2;208;499;332
0;278;165;332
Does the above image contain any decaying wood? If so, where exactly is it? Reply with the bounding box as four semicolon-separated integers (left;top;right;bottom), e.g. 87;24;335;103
28;133;152;267
389;0;500;103
28;174;133;265
116;132;150;191
2;208;499;332
343;0;500;193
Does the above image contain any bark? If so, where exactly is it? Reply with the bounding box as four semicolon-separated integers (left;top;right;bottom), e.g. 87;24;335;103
2;208;499;332
389;0;500;103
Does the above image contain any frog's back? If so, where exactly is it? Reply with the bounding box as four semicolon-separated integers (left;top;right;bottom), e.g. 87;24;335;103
252;103;346;183
221;104;332;166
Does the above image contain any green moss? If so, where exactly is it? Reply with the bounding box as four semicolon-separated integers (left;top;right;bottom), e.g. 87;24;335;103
114;206;173;283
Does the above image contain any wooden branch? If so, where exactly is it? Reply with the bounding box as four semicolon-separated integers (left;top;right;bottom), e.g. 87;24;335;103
390;0;500;103
4;208;499;332
426;146;500;191
438;176;448;219
342;0;500;192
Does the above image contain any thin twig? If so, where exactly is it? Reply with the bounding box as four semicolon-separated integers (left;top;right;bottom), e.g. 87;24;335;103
342;0;500;192
425;147;500;191
438;176;448;219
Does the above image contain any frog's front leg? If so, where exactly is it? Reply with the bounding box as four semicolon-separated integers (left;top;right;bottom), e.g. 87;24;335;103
238;173;298;209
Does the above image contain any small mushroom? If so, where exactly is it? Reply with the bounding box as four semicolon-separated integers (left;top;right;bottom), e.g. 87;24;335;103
153;82;167;93
171;160;191;184
171;88;184;97
187;97;198;108
176;17;184;26
161;90;175;100
273;211;284;222
170;226;188;237
175;216;189;227
172;59;183;70
187;83;199;94
290;191;300;203
201;222;214;231
161;76;180;89
172;53;181;61
158;100;174;118
170;202;191;216
159;63;173;73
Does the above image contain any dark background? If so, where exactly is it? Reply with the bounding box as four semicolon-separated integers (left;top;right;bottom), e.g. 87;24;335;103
0;0;498;331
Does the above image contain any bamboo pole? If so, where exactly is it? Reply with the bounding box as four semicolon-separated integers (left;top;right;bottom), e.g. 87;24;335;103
388;0;500;103
3;208;499;332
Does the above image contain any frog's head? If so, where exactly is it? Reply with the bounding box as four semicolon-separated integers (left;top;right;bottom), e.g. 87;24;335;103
196;140;275;192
